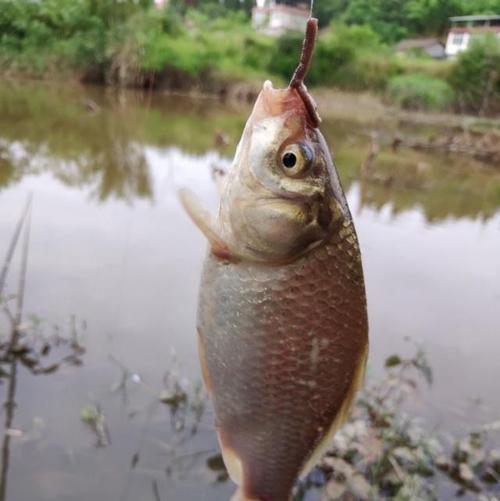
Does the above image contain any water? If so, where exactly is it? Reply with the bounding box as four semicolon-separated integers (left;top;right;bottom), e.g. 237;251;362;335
0;80;499;501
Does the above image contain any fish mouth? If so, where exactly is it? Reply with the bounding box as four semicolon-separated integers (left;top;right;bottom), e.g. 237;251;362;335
268;193;333;235
313;198;333;231
302;195;333;235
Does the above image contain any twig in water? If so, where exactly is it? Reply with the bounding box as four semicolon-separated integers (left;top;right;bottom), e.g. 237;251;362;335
0;197;32;500
361;132;380;174
0;194;32;298
80;405;111;447
152;479;162;501
12;202;32;341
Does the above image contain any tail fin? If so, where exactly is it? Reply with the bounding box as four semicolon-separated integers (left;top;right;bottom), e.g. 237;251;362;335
230;489;264;501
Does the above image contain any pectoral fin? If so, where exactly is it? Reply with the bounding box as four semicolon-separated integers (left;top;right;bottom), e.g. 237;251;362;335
178;188;233;260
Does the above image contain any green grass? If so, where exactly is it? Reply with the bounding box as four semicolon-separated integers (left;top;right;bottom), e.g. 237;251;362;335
387;73;455;111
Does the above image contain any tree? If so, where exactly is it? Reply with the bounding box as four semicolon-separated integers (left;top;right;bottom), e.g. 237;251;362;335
343;0;411;42
449;34;500;114
286;0;500;40
172;0;254;17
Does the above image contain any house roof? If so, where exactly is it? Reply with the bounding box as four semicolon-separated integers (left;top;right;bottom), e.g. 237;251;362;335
450;15;500;22
396;38;443;50
449;26;500;33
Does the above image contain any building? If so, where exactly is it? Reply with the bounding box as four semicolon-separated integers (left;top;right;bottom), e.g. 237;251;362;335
445;15;500;57
252;0;309;35
395;38;446;59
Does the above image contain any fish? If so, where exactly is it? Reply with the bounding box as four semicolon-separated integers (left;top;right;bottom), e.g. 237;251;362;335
181;17;368;501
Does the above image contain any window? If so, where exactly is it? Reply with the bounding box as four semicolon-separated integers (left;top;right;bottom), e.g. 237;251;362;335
452;33;464;46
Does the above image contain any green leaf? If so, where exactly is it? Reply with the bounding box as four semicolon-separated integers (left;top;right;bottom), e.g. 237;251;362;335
385;354;402;367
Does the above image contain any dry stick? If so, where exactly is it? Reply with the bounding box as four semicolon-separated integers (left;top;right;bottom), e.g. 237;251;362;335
152;479;163;501
361;132;380;174
12;204;31;336
0;200;33;500
289;17;321;128
0;193;33;299
480;69;497;117
0;354;16;501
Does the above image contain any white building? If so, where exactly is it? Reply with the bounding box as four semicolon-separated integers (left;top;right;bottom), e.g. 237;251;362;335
252;0;309;35
445;15;500;57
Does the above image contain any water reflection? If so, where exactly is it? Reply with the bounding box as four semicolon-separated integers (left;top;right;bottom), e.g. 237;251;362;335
0;197;86;500
1;80;500;221
356;153;500;223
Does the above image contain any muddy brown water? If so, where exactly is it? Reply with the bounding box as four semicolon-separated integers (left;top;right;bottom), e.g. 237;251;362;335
0;80;499;501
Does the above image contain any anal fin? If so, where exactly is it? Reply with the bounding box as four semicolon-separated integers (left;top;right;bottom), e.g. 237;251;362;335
230;488;264;501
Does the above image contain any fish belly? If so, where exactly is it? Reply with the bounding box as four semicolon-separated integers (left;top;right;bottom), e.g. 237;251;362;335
197;221;368;501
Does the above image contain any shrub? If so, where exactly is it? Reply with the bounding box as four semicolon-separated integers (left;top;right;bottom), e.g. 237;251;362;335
387;73;455;110
398;57;455;81
308;32;356;86
448;34;500;115
0;0;109;74
331;23;382;49
267;24;384;87
337;51;402;91
266;31;305;83
241;35;273;72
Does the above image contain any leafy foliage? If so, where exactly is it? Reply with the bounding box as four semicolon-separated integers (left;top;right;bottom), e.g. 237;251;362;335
294;349;500;500
1;0;499;114
0;2;270;87
293;0;500;41
387;73;455;110
0;311;86;377
267;30;309;83
449;34;500;115
269;24;391;89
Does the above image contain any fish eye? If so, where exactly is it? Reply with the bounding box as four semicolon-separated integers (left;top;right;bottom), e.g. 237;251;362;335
282;152;297;168
279;143;314;177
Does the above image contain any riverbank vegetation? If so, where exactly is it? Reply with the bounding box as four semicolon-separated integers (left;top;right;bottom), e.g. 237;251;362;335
298;347;500;500
0;0;499;115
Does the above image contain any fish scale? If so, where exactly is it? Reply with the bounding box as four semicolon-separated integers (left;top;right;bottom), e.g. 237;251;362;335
198;219;367;501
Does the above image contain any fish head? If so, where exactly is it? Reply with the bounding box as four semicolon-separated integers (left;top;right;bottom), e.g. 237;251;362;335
220;80;348;263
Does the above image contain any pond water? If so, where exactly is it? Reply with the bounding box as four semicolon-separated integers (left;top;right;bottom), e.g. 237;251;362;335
0;80;499;501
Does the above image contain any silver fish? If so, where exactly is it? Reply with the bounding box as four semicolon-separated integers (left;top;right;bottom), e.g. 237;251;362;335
181;18;368;501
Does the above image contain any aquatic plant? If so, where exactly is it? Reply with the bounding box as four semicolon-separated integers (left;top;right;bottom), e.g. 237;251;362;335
107;338;499;500
0;195;87;500
449;34;500;116
293;348;500;500
80;405;110;447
